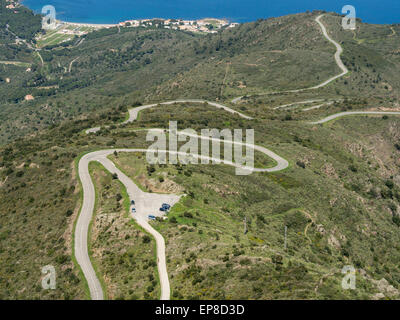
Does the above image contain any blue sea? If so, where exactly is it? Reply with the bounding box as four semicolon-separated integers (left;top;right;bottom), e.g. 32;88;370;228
22;0;400;25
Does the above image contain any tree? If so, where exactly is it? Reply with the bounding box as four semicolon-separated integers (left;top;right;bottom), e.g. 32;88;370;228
392;215;400;227
142;235;151;243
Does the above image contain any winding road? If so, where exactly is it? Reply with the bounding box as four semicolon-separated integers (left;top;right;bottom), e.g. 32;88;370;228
77;101;287;300
77;150;181;300
123;99;253;124
68;57;79;73
231;14;349;104
75;13;400;301
78;99;400;300
273;99;326;110
310;111;400;124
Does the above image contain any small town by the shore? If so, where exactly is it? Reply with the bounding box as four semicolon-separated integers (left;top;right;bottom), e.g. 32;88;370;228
35;17;239;48
5;0;239;47
58;17;238;35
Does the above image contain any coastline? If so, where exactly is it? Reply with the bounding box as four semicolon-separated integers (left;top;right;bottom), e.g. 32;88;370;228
55;17;235;34
57;17;229;27
20;0;400;26
20;0;233;27
58;20;118;28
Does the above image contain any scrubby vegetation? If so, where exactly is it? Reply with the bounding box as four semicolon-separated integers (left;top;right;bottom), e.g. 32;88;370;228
1;4;400;300
89;162;160;300
2;10;400;144
109;104;400;300
0;0;41;43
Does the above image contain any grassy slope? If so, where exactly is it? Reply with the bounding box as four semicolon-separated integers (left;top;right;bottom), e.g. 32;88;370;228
89;162;160;300
0;116;152;299
1;11;400;300
4;11;400;144
106;102;400;300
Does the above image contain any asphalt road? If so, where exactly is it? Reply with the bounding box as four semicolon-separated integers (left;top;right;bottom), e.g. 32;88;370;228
231;14;349;104
76;152;105;300
312;15;349;89
77;149;181;300
85;100;253;134
310;111;400;124
123;99;253;125
76;130;289;300
76;14;400;300
78;100;289;300
78;104;400;300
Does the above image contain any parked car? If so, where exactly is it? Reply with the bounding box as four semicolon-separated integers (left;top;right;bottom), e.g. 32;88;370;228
161;203;171;210
132;208;136;213
148;215;156;220
131;200;135;205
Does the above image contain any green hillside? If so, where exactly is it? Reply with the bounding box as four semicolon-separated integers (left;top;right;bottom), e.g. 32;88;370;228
1;4;400;300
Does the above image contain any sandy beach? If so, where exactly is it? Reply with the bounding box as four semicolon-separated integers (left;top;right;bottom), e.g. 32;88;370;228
59;20;118;28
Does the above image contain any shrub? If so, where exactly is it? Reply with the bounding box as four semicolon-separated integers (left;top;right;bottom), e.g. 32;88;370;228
385;180;394;189
393;215;400;227
56;254;69;264
349;165;357;172
66;209;73;217
240;258;252;265
16;171;24;177
272;254;283;265
184;211;193;218
192;274;204;285
388;202;397;213
184;170;192;177
147;165;156;174
296;161;306;169
368;188;378;199
147;285;154;292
